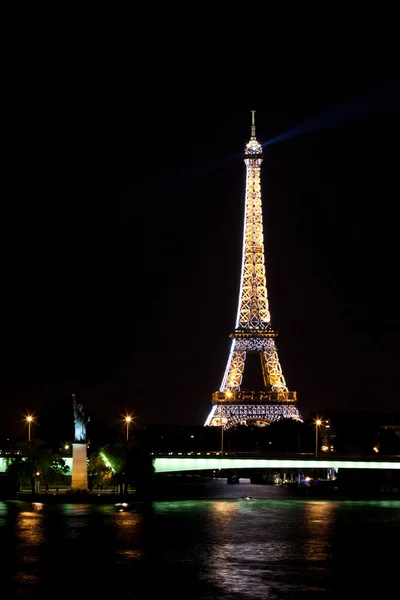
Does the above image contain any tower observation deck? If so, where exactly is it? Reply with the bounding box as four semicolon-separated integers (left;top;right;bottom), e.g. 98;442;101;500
205;111;302;429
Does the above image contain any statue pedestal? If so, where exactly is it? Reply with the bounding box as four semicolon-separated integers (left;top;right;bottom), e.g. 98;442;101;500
71;443;88;491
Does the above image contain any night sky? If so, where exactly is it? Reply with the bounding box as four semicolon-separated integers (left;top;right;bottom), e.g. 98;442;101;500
2;38;400;436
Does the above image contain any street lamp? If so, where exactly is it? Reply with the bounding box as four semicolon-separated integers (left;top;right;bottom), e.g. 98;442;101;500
315;419;322;457
219;417;228;454
125;416;132;441
26;415;34;442
221;391;233;454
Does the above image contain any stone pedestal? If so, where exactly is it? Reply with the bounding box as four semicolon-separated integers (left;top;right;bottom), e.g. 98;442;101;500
71;443;88;491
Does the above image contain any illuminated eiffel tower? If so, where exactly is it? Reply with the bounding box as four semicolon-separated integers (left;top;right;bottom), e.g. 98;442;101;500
205;112;302;429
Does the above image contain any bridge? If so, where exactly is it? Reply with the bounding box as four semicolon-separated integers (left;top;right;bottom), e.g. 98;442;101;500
2;452;400;477
152;453;400;473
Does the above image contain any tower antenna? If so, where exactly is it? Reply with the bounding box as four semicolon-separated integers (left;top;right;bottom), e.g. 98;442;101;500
251;110;256;139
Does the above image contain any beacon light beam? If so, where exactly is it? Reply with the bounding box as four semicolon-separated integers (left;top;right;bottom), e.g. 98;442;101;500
262;81;400;147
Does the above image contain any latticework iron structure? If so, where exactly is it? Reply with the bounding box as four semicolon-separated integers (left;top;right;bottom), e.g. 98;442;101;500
205;112;302;429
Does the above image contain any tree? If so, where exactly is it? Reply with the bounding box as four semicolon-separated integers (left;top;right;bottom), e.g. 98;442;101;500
6;440;69;493
124;442;155;502
87;450;113;490
101;438;154;500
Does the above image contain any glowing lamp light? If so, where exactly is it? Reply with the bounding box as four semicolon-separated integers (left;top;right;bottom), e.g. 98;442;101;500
124;415;134;441
315;419;322;457
25;414;35;442
100;451;114;471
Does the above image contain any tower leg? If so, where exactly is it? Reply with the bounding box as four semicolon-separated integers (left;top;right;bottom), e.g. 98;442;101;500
71;443;88;491
221;340;246;391
262;341;288;391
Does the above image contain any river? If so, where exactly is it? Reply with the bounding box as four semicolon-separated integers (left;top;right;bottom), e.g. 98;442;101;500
0;479;399;598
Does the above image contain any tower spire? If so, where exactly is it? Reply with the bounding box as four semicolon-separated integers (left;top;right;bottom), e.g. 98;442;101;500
251;110;256;139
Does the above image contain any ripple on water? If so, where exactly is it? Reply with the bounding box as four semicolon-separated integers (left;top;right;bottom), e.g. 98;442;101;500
0;497;400;598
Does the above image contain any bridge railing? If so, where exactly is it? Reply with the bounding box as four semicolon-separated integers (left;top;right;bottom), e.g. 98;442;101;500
149;451;400;461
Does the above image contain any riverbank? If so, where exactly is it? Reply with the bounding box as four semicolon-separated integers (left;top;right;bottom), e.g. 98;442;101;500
4;477;400;503
13;492;139;504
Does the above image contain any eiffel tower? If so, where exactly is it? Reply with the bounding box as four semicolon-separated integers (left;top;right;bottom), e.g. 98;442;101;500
205;112;302;429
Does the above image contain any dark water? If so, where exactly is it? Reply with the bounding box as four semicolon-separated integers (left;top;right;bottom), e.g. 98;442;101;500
1;482;399;599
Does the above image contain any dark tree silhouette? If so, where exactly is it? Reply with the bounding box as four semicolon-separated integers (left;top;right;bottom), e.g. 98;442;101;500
6;439;69;493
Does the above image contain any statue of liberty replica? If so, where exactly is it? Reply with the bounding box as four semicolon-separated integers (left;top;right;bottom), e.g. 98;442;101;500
71;394;90;491
73;394;90;442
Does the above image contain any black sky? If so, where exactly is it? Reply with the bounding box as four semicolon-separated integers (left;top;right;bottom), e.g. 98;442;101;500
1;37;400;436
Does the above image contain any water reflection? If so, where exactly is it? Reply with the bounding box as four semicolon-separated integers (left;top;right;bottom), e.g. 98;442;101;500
14;503;45;589
206;500;325;598
1;499;400;598
302;500;336;562
113;508;144;566
211;500;237;515
60;503;92;515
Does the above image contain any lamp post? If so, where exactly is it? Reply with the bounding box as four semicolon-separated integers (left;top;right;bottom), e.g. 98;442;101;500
221;391;233;455
219;417;228;454
125;416;132;441
26;415;34;442
315;419;322;457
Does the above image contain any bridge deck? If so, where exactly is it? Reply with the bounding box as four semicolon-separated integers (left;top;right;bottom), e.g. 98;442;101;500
2;453;400;477
152;453;400;473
